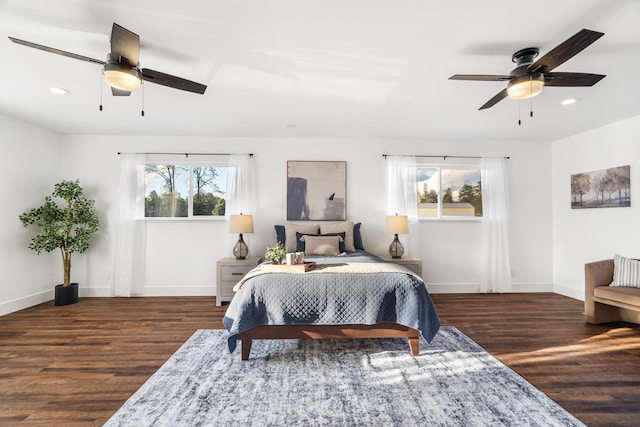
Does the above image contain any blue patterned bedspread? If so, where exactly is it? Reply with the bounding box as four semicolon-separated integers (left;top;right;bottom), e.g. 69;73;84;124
222;251;440;352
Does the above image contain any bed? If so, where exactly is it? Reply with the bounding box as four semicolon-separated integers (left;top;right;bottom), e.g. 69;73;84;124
222;222;441;360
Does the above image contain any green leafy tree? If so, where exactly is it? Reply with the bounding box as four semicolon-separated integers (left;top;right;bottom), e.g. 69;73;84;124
19;180;100;287
145;190;160;217
193;192;214;216
442;187;453;203
418;183;438;204
458;184;474;203
418;183;429;203
212;197;226;216
472;181;483;216
146;165;187;216
458;182;483;216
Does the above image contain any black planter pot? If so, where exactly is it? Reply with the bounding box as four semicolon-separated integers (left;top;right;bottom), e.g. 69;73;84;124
55;283;79;306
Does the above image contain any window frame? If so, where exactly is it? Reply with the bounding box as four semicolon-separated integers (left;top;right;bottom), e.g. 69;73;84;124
417;160;483;221
141;159;229;221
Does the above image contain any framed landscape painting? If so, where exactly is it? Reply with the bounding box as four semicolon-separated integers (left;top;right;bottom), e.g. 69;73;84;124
571;165;630;209
287;161;346;220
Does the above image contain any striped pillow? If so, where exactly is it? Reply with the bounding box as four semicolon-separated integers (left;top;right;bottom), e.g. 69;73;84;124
610;254;640;288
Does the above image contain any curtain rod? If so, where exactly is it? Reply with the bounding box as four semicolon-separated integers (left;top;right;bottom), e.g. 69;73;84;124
382;154;509;160
117;152;253;157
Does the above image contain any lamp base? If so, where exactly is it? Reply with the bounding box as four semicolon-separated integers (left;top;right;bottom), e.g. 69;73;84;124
233;234;249;260
389;234;404;259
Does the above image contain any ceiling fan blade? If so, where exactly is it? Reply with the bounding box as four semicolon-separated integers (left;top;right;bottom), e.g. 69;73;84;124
8;36;105;65
544;72;606;87
449;74;512;82
528;29;604;73
110;23;140;66
111;87;131;96
479;88;508;110
141;68;207;94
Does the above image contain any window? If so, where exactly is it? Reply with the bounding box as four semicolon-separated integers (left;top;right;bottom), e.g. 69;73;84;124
144;164;228;218
417;165;482;218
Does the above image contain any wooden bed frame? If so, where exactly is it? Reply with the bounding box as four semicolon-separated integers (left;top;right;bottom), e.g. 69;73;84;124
236;322;421;360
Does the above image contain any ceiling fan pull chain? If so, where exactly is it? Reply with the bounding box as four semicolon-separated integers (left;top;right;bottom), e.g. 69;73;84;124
529;78;534;118
141;83;145;117
99;71;104;111
518;100;521;125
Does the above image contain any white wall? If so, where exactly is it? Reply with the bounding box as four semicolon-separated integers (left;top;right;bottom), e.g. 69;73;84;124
0;113;61;315
552;115;640;300
59;135;553;297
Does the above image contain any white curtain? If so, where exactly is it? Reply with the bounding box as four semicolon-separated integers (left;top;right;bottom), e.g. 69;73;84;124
225;154;258;257
113;154;146;296
480;157;512;293
386;156;419;257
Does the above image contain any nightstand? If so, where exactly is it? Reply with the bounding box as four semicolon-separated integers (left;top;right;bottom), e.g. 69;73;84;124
216;257;260;306
382;256;422;277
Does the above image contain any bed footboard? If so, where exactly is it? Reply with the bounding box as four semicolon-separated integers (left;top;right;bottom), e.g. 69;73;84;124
236;322;421;360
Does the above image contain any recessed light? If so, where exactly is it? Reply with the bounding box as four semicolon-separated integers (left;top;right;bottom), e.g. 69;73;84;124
561;98;578;106
49;87;71;95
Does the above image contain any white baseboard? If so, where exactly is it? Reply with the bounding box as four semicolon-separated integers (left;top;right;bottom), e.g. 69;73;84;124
428;282;553;294
141;286;216;297
0;290;52;316
0;286;113;316
553;284;584;301
80;286;113;297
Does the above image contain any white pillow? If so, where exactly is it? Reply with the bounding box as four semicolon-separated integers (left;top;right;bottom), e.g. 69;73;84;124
284;223;319;252
320;221;355;252
301;235;343;256
610;253;640;288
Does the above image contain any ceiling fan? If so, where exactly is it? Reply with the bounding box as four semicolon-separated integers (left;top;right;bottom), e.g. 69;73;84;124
8;23;207;96
449;29;605;110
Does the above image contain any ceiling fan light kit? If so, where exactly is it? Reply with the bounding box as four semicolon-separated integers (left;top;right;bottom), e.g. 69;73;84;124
103;62;142;92
507;75;544;100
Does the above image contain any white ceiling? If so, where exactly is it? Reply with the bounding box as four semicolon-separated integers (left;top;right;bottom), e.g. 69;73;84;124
1;0;639;142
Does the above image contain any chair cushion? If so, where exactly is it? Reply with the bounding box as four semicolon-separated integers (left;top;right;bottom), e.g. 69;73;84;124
594;286;640;307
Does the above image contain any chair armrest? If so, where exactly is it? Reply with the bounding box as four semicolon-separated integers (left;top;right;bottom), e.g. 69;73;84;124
585;259;614;297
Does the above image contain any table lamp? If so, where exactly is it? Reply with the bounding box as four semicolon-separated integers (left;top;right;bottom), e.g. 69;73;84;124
385;213;408;259
229;213;254;260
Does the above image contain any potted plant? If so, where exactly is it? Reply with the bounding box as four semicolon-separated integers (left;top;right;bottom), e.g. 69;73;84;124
19;179;100;306
264;242;287;265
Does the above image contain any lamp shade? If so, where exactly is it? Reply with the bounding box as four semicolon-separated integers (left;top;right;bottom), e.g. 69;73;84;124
386;214;408;234
229;214;254;234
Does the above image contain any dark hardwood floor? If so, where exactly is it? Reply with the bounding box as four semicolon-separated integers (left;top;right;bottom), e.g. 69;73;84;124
0;293;638;426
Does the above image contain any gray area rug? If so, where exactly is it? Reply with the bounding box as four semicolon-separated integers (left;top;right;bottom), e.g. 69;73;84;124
105;327;584;426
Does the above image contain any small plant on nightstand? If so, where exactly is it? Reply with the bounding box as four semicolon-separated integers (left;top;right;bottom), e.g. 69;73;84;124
264;242;287;265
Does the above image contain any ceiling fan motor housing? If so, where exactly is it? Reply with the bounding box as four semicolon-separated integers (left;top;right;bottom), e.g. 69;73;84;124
507;48;544;100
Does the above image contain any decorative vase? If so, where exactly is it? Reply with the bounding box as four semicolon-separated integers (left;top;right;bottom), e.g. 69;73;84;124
55;283;79;306
389;233;405;259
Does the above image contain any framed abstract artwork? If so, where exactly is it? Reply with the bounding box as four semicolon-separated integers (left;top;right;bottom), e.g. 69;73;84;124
571;165;630;209
287;161;346;220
